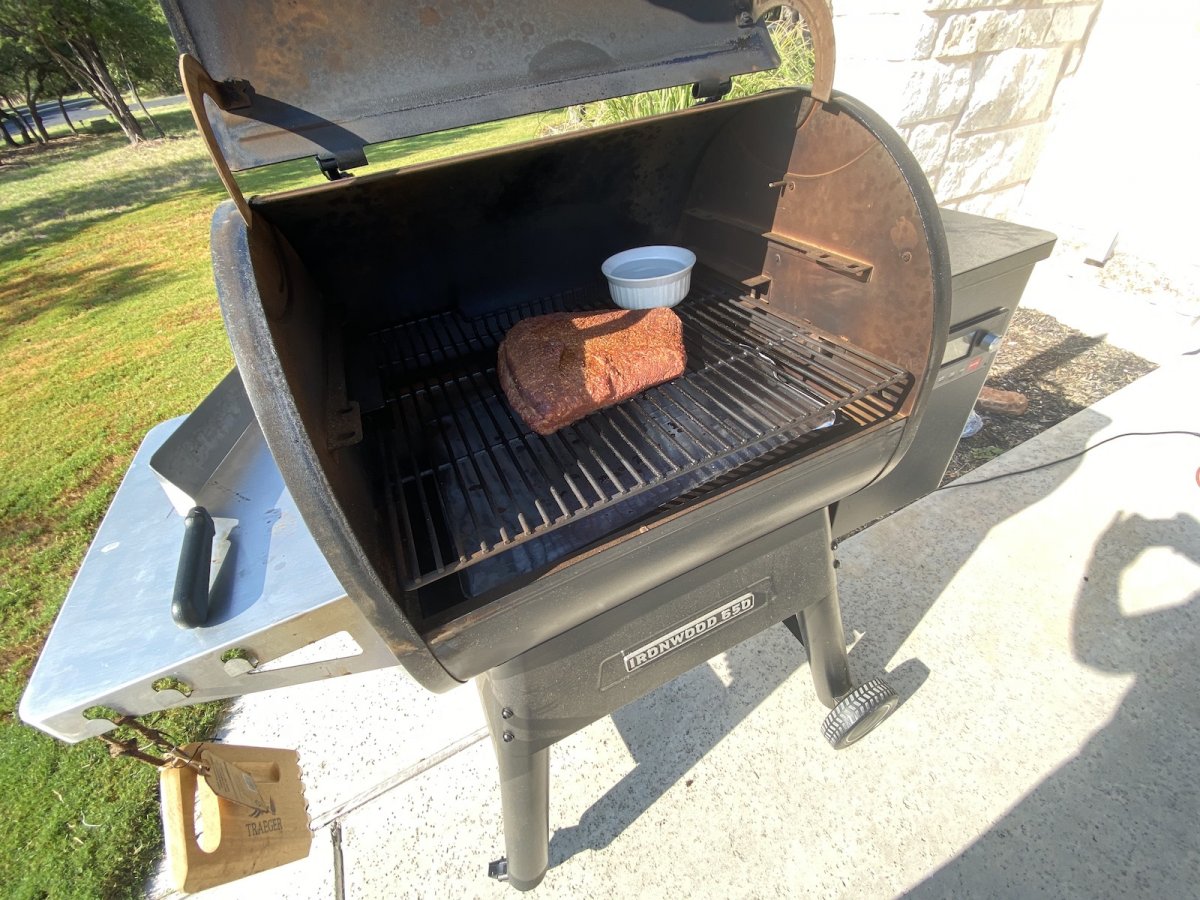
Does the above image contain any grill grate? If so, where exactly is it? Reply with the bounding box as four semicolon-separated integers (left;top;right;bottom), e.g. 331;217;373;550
367;275;909;589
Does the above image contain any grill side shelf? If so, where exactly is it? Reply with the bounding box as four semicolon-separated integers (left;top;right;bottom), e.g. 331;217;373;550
364;279;909;589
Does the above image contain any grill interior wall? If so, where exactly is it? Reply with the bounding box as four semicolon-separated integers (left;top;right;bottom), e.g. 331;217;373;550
256;95;791;328
250;88;934;624
681;92;941;407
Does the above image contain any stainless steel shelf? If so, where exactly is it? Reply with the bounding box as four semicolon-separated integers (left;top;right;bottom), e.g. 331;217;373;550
20;403;399;743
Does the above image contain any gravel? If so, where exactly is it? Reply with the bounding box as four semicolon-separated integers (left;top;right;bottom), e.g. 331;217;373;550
944;307;1157;483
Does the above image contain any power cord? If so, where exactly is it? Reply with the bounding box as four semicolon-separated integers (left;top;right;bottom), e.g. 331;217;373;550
938;430;1200;490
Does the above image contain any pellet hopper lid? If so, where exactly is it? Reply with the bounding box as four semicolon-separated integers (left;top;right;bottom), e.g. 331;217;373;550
160;0;780;172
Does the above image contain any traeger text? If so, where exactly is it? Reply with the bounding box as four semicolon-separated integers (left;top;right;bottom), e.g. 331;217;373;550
245;817;283;837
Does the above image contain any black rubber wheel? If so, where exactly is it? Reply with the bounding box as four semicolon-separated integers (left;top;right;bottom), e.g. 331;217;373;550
821;677;899;749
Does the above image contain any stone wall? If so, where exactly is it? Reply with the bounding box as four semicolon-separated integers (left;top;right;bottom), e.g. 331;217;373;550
829;0;1101;218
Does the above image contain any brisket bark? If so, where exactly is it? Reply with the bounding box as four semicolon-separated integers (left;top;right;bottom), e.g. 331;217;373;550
497;307;687;435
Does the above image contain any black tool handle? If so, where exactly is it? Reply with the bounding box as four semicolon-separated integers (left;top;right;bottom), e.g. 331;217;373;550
172;506;215;628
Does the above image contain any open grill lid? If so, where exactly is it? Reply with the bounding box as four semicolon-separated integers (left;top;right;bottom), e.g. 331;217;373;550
160;0;780;172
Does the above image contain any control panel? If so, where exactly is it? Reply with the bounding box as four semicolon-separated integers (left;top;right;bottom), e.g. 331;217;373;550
933;308;1010;388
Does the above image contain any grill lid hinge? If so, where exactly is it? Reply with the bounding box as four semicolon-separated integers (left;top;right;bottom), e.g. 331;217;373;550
317;153;352;181
692;77;733;104
753;1;835;104
316;147;368;181
214;78;253;110
748;0;837;129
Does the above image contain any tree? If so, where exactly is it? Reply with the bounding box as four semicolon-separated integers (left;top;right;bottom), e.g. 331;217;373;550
109;0;176;95
45;66;77;133
20;51;51;141
0;106;23;145
116;47;162;138
0;1;179;146
0;31;45;143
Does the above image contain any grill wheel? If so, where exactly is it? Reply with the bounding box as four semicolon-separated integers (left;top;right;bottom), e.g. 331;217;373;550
821;677;900;749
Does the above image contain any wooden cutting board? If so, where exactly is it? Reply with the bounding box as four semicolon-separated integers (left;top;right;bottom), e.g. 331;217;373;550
160;743;312;893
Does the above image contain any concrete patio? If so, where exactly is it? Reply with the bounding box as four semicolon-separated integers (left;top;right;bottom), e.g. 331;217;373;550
150;268;1200;899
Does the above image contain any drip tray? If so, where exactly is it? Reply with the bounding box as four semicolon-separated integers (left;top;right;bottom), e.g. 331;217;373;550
365;275;909;589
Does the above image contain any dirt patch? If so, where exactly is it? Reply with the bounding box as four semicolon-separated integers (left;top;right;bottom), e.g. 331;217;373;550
0;640;40;682
944;307;1157;483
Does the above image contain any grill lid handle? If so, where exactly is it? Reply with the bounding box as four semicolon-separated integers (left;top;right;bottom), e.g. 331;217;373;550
180;53;252;226
752;0;835;105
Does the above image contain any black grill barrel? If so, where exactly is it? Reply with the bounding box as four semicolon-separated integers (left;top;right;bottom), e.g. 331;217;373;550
221;84;943;663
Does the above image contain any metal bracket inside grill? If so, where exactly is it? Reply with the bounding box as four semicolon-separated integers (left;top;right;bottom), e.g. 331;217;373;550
325;324;363;449
362;274;908;589
764;232;873;282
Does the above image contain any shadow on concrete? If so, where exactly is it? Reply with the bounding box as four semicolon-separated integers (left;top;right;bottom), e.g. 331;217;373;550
813;335;1121;742
841;351;1113;682
546;324;1120;873
908;510;1200;898
548;626;806;865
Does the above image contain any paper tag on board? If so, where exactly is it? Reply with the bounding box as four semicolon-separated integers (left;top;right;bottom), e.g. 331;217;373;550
200;747;269;812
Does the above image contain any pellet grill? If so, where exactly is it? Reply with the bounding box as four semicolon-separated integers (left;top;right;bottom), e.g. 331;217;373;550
21;0;1055;890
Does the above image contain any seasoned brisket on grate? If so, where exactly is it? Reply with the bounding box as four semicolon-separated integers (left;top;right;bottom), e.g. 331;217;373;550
497;307;687;435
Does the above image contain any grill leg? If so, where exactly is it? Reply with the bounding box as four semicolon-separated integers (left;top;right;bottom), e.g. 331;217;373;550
492;741;549;891
795;583;854;709
478;678;550;891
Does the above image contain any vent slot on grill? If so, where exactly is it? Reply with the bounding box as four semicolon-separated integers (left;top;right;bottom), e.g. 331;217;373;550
360;272;909;592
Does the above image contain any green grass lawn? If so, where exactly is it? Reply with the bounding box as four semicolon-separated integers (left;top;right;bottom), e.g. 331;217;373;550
0;101;562;899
